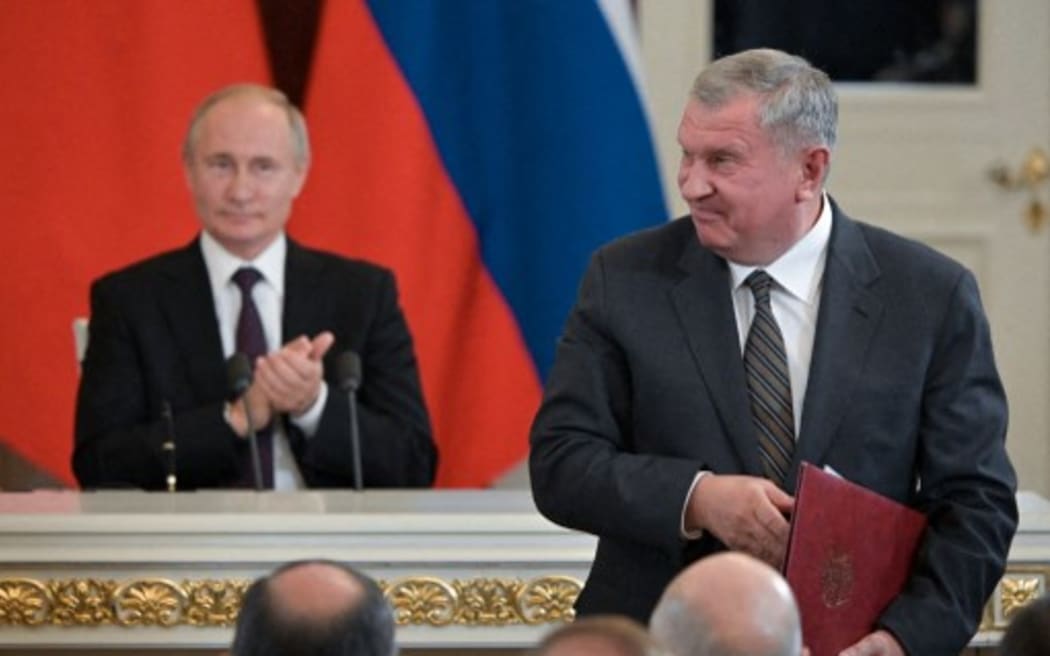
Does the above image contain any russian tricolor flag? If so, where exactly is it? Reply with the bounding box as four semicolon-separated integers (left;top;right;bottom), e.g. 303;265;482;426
294;1;667;487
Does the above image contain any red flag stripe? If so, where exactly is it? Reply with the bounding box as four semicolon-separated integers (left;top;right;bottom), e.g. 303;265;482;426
0;1;271;483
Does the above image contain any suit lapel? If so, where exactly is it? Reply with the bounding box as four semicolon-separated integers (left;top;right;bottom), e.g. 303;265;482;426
157;239;227;400
791;209;883;490
670;237;763;476
282;240;326;342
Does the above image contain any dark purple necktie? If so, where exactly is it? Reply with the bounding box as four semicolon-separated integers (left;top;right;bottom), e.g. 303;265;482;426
231;267;274;488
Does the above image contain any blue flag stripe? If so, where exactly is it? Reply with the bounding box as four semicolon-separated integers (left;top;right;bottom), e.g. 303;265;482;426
366;0;667;379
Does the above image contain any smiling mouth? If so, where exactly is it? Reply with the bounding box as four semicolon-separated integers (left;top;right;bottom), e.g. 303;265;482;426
690;207;724;223
220;211;258;220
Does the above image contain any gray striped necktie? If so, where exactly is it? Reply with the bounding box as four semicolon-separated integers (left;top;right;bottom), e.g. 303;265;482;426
743;270;795;486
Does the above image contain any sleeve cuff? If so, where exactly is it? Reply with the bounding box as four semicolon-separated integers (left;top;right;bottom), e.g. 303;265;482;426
680;470;709;540
289;382;327;438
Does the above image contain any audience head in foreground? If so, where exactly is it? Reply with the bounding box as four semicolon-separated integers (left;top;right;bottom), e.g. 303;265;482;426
231;559;395;656
998;594;1050;656
650;552;802;656
535;614;663;656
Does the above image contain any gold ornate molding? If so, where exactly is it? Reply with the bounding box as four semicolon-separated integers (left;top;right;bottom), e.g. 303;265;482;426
0;576;580;629
382;575;578;626
7;567;1042;633
978;566;1050;631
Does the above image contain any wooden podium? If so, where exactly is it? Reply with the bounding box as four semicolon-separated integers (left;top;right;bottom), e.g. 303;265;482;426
0;490;1047;654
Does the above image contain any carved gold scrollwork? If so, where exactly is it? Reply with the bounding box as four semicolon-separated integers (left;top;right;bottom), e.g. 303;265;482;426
978;568;1049;631
380;576;581;627
113;579;185;626
184;580;249;627
384;577;458;626
50;579;117;626
455;578;523;625
518;576;580;625
1000;576;1043;622
0;578;51;626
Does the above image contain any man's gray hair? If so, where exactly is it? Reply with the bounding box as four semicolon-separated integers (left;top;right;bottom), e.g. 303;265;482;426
691;48;837;155
182;83;310;166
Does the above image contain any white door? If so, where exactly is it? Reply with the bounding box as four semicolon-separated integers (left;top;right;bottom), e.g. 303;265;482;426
639;1;1050;495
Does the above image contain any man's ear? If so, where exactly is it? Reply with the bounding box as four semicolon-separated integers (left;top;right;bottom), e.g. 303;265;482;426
291;158;311;198
796;146;830;202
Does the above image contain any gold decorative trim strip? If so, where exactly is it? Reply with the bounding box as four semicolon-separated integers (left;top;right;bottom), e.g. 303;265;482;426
0;576;580;629
7;566;1042;632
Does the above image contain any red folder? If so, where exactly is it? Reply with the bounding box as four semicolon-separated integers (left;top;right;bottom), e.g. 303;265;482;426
783;462;927;656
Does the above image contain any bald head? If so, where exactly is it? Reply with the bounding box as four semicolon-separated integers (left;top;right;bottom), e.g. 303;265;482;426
268;561;365;624
231;559;396;656
650;553;801;656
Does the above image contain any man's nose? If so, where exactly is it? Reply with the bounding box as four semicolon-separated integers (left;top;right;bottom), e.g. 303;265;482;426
678;163;713;200
226;170;254;202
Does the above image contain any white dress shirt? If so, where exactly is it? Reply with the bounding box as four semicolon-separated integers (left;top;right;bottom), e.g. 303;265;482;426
200;231;328;490
681;193;832;537
727;193;832;435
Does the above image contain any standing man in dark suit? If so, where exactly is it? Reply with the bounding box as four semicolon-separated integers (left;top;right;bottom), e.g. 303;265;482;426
74;84;436;490
530;49;1016;655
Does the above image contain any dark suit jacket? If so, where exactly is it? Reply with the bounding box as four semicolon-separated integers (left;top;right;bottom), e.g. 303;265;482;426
530;205;1017;655
74;236;436;490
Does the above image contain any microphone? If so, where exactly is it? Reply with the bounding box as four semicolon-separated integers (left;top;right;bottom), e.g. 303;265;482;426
335;351;364;491
226;353;264;491
226;352;252;397
160;400;177;493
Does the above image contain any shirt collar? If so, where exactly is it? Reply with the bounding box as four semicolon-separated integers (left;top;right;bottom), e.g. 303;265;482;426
728;192;832;305
200;231;286;295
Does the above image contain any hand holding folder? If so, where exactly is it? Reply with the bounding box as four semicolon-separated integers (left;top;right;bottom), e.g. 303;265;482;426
783;462;927;656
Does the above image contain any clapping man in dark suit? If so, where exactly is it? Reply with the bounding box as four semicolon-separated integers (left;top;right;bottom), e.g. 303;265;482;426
530;49;1016;655
74;84;436;490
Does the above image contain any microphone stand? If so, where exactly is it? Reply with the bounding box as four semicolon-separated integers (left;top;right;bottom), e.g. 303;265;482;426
348;385;363;491
336;351;364;491
242;395;265;492
227;353;264;491
161;400;177;493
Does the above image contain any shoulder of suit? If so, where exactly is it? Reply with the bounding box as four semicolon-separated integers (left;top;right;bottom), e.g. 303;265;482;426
602;216;690;249
91;241;200;293
848;217;968;279
288;240;394;282
594;217;692;264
